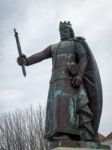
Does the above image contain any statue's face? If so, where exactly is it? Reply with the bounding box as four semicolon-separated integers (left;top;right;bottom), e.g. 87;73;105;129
59;26;72;41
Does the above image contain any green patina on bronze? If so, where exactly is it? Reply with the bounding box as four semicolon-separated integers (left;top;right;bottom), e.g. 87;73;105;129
45;38;96;141
69;90;87;127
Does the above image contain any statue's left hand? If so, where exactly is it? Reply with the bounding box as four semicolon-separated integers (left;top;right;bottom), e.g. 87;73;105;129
72;75;82;88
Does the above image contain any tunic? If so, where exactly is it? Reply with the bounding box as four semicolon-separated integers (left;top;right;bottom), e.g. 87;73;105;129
27;39;102;141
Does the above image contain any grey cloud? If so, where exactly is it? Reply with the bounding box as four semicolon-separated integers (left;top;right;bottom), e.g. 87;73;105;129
0;0;112;135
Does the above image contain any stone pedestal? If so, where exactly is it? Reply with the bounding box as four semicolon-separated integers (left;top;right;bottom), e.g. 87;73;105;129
52;147;110;150
49;140;110;150
51;148;110;150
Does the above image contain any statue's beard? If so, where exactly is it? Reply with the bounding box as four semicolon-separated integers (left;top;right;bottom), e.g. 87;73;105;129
60;33;73;41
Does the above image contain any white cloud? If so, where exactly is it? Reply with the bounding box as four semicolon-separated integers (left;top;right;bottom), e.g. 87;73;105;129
0;89;28;112
0;89;22;100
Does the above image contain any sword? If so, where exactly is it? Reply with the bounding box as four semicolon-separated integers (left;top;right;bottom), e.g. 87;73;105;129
14;28;26;77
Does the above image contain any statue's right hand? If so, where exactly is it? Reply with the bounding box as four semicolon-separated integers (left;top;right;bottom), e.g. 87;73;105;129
17;54;28;66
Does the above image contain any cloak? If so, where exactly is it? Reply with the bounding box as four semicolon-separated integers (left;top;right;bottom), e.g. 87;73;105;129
77;37;103;136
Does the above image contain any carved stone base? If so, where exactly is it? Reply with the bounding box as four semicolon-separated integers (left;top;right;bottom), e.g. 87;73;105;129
49;140;110;149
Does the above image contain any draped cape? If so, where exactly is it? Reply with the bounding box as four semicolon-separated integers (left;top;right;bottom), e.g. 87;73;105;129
77;37;103;135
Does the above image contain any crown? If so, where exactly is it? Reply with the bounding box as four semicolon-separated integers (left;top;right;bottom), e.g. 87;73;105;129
59;21;72;28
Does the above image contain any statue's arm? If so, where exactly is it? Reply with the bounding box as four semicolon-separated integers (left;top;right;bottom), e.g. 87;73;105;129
26;46;51;66
78;55;88;77
76;41;88;77
72;41;88;87
17;46;51;66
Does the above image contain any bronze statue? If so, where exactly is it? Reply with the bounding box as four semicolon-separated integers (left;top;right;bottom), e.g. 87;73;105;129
17;21;103;143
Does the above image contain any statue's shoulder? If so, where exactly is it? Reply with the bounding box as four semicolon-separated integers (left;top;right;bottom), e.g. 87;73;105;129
74;36;87;47
76;36;86;41
51;42;59;50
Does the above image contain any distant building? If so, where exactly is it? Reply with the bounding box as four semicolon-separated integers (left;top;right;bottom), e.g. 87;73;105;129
99;132;112;149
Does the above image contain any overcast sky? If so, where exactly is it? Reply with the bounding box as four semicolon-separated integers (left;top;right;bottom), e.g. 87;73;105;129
0;0;112;136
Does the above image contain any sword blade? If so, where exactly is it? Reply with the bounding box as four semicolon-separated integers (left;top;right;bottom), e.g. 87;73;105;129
22;65;26;77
